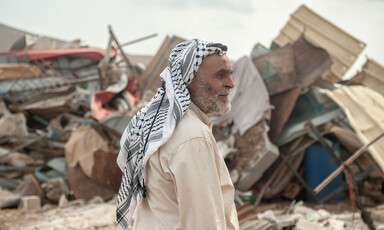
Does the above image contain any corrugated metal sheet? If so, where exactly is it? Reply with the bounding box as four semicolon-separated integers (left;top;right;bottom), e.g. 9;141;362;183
272;4;366;82
321;85;384;172
349;58;384;97
0;23;34;52
0;23;72;52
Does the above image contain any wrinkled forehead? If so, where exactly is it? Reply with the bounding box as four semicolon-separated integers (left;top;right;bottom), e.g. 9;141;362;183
198;53;233;73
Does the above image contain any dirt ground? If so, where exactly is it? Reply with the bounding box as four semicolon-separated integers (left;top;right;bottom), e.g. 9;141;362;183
1;198;384;230
0;199;117;230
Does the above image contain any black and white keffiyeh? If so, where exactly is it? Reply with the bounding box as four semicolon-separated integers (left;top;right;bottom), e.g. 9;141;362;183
116;39;227;230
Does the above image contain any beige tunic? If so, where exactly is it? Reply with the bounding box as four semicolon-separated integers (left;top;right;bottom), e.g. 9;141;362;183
132;103;239;230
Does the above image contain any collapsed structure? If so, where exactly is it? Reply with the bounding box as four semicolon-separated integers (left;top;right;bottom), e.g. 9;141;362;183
0;4;383;230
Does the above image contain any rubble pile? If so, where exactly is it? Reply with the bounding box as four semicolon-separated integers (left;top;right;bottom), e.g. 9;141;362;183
1;4;384;230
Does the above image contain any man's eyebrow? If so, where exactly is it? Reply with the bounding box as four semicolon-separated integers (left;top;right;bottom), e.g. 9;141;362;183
216;68;233;74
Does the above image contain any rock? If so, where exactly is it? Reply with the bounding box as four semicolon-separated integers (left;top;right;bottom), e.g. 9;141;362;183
41;177;69;203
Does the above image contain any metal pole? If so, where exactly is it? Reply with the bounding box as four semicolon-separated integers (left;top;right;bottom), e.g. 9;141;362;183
314;132;384;194
121;33;158;47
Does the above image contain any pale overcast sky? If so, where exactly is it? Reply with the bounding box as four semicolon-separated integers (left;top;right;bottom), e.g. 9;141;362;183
0;0;383;79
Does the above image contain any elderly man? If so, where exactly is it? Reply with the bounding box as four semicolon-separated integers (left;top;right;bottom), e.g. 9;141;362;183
116;39;239;230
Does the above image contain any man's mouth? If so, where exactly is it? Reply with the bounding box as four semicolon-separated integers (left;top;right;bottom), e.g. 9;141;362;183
218;89;231;101
218;94;229;101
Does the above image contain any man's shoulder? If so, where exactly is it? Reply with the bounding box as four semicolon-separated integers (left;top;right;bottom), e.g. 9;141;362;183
176;108;209;137
166;108;211;149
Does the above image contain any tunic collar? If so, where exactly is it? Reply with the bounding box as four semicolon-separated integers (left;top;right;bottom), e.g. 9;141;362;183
189;102;213;129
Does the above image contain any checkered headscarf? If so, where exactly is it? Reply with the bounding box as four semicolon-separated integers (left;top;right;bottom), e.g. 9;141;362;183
116;39;227;230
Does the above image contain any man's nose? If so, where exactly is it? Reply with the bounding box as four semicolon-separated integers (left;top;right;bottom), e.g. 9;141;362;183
225;75;234;89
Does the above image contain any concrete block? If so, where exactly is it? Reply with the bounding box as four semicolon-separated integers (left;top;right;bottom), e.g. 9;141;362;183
18;195;41;211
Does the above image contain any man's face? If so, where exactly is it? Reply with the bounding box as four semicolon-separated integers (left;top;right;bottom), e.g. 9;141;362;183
188;54;234;115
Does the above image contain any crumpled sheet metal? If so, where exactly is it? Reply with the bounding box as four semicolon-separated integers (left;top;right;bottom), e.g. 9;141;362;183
321;85;384;172
349;58;384;98
272;4;366;82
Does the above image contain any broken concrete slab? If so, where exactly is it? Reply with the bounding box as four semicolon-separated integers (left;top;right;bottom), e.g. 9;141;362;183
232;120;280;192
18;195;41;211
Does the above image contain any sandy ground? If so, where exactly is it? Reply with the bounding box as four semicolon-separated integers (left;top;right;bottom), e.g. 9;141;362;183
1;198;384;230
0;200;117;230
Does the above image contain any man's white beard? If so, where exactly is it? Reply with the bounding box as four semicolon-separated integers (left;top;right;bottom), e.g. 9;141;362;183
191;80;231;116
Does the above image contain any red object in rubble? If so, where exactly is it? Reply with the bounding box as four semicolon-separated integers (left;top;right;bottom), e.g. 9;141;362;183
0;47;117;62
